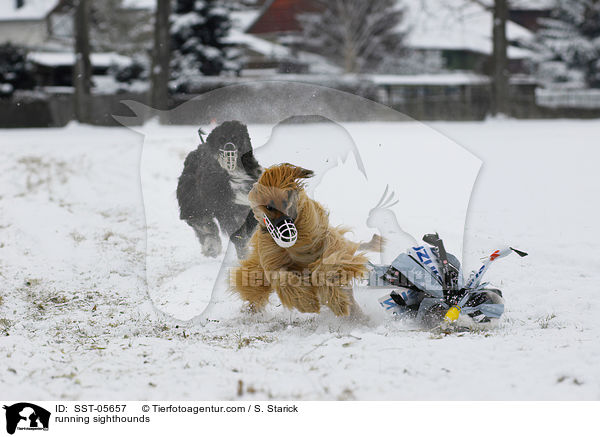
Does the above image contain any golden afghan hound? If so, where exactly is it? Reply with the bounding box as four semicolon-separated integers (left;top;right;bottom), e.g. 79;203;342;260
231;163;381;317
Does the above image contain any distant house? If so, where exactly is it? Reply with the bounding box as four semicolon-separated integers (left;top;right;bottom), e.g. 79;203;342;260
229;1;338;75
28;51;132;88
47;0;153;52
246;0;322;38
0;0;61;48
1;0;153;51
1;0;149;91
509;0;553;31
246;0;535;75
402;0;535;74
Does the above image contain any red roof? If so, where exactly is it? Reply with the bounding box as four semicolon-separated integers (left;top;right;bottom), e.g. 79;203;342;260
247;0;323;34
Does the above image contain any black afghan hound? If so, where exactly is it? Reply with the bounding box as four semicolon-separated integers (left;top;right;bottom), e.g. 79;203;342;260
177;121;262;259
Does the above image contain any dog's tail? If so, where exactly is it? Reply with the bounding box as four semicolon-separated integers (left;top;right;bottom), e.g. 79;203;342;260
358;234;385;253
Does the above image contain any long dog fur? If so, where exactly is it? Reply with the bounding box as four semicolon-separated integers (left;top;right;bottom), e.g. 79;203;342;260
176;120;261;259
231;163;377;317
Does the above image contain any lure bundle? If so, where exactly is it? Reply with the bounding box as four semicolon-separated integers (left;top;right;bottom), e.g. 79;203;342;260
371;233;528;326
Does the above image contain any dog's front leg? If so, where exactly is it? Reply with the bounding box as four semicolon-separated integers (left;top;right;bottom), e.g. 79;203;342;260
231;254;272;312
345;288;368;322
187;217;222;258
315;283;352;317
329;287;367;321
229;210;257;260
272;271;320;314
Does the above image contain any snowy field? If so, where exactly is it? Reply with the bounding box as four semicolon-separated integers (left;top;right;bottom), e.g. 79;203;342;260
0;119;599;400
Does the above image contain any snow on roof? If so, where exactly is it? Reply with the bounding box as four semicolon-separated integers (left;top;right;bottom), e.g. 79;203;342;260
369;73;490;86
28;51;132;68
177;72;494;87
401;0;534;58
231;9;262;32
507;45;534;59
225;29;342;73
0;0;59;21
245;0;534;58
121;0;156;10
224;29;291;58
477;0;554;10
509;0;554;10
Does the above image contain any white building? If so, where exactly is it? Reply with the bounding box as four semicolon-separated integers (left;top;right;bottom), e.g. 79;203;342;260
0;0;60;48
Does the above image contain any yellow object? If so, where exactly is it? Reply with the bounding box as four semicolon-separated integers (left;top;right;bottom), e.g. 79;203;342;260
444;306;461;322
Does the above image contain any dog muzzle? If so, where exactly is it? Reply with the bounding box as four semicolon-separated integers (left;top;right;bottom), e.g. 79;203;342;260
218;142;238;172
263;214;297;248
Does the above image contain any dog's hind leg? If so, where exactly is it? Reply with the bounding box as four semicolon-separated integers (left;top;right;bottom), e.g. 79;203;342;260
231;254;272;312
315;284;351;316
345;288;368;322
318;285;366;320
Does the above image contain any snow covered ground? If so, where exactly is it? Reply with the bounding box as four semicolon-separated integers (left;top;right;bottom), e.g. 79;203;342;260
0;119;599;400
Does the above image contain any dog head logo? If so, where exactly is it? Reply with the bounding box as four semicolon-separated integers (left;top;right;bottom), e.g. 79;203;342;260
366;185;418;264
3;403;50;435
249;163;314;248
115;82;481;324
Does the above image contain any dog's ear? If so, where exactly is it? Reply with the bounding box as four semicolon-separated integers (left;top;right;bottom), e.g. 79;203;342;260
282;163;314;180
257;163;314;190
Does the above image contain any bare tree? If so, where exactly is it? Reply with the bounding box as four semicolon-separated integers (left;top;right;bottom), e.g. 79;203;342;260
151;0;171;115
299;0;405;73
73;0;92;123
91;0;153;56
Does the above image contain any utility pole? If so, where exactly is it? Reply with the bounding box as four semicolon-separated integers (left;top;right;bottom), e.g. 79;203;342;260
73;0;92;123
151;0;171;120
491;0;509;116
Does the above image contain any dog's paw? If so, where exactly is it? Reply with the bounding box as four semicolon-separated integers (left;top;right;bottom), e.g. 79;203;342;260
241;302;264;315
275;278;320;314
293;294;321;314
201;236;222;258
326;291;352;317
